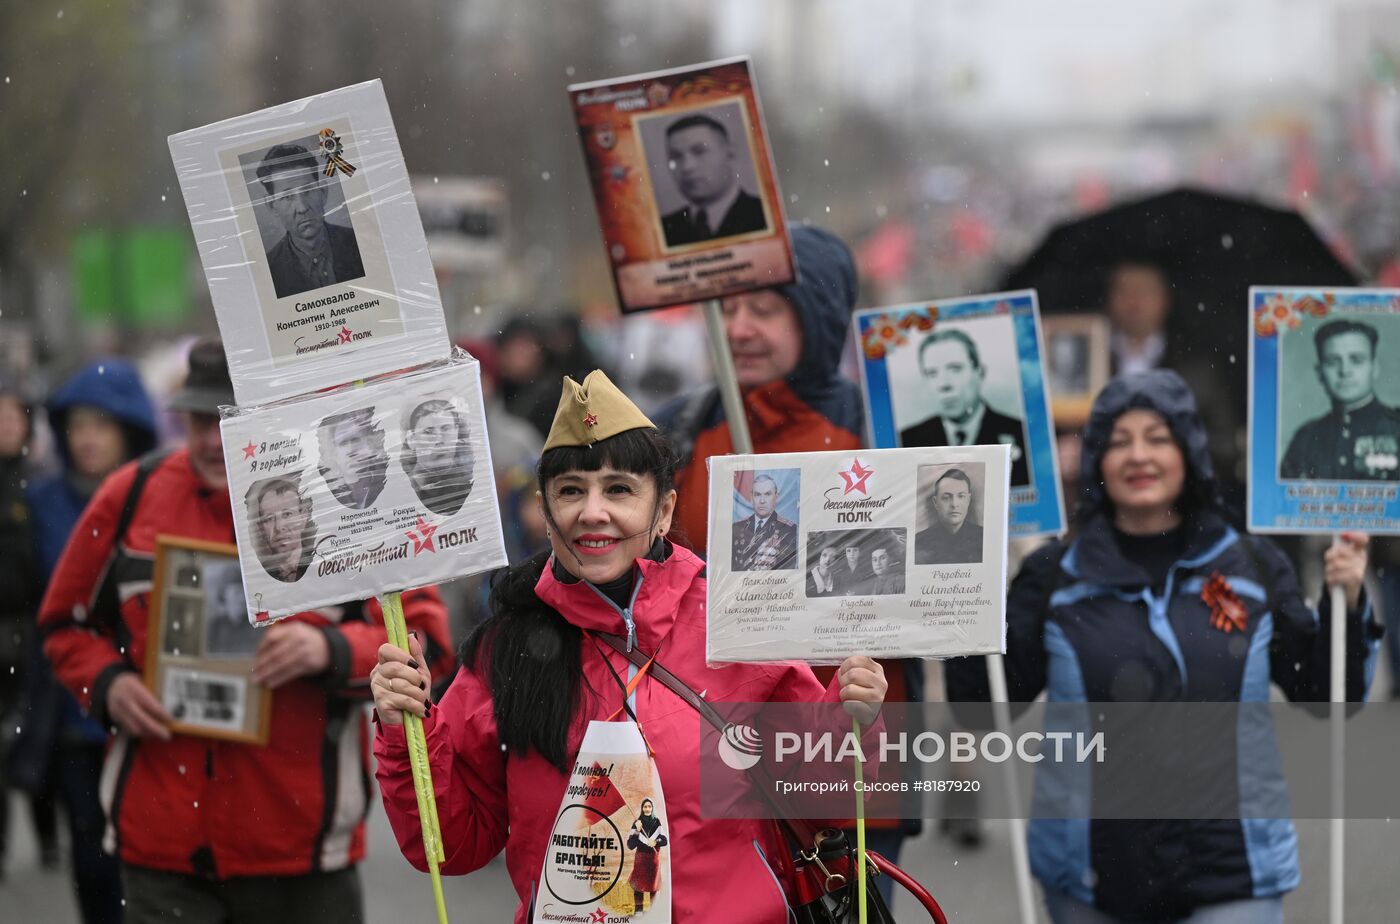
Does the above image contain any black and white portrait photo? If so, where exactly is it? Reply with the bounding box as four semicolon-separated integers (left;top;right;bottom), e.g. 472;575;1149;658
895;325;1031;487
639;101;769;249
245;474;316;582
317;407;389;510
805;528;907;597
1279;316;1400;482
401;398;475;517
731;469;799;572
202;560;259;658
161;595;202;657
914;463;986;566
238;136;366;300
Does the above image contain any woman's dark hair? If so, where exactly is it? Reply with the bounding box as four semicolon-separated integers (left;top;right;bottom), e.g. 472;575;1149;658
461;426;679;772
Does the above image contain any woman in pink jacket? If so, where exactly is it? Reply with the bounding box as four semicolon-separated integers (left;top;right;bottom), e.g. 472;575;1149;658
372;371;886;922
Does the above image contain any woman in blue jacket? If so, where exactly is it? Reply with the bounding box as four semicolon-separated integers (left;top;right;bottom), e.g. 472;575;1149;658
16;358;156;924
948;369;1377;924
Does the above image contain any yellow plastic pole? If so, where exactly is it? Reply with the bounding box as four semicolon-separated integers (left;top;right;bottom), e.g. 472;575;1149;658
853;716;867;924
381;590;449;924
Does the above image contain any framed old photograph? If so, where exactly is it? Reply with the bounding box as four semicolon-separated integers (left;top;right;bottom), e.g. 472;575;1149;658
144;536;271;744
569;56;795;313
1041;314;1110;429
1248;287;1400;534
168;80;450;406
855;290;1066;538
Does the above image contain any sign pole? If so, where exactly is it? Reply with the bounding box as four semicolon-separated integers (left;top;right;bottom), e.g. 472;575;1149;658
1328;535;1347;924
701;298;754;454
381;591;450;924
988;654;1037;924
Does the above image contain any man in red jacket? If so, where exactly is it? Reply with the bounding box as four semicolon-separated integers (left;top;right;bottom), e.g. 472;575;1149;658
39;340;452;923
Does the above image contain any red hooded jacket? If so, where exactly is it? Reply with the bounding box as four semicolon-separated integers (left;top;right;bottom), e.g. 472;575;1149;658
39;448;452;877
376;543;871;922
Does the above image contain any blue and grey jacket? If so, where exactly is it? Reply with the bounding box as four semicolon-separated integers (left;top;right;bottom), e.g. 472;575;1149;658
948;370;1380;920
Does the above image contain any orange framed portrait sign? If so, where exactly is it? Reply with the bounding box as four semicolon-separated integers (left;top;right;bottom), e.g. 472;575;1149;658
144;536;272;745
569;56;795;313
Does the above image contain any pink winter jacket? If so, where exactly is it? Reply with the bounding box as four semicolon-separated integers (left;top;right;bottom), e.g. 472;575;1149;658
375;544;849;922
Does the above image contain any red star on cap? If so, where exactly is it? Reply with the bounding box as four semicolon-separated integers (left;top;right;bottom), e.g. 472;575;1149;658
242;441;257;460
838;457;874;495
339;326;353;344
583;413;599;427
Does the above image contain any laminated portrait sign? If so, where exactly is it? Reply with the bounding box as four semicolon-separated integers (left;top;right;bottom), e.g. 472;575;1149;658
533;722;671;923
1248;287;1400;534
706;446;1011;664
855;291;1065;538
568;56;795;313
220;357;507;622
169;80;450;406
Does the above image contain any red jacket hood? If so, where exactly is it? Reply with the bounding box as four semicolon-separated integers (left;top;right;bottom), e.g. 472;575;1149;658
533;541;705;650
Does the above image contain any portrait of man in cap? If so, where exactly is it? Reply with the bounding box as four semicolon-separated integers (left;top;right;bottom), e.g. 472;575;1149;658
251;139;365;299
317;407;388;510
245;474;316;583
401;398;476;517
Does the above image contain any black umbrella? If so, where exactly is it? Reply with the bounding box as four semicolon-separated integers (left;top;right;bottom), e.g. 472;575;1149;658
1002;185;1359;503
1003;185;1359;366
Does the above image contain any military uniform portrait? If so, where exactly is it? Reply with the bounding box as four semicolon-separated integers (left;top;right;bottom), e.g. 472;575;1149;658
914;462;986;566
731;469;799;572
1280;316;1400;482
638;101;770;250
892;324;1032;488
238;135;366;300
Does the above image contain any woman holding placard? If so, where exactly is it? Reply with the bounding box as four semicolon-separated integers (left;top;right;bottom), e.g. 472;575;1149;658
371;370;887;922
948;369;1379;924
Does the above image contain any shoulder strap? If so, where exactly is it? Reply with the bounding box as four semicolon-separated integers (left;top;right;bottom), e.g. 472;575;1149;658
594;630;727;732
113;449;172;546
592;630;812;848
92;449;171;634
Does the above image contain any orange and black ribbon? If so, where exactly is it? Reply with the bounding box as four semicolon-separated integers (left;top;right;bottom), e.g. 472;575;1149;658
318;128;357;177
1202;572;1248;634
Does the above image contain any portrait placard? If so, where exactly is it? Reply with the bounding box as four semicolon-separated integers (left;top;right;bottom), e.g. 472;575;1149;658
1041;314;1110;429
220;356;508;622
706;446;1010;664
169;80;450;406
144;537;271;744
568;56;795;313
1248;287;1400;534
855;291;1065;538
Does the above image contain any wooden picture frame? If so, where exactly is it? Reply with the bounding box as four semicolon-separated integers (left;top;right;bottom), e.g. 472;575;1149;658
144;535;272;745
1041;314;1111;429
